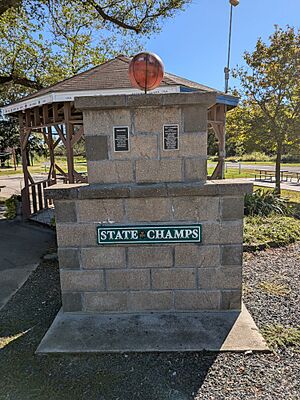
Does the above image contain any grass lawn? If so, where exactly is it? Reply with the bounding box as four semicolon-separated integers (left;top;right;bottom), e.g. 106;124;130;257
0;156;87;177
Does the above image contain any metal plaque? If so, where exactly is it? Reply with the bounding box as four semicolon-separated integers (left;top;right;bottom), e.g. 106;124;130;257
163;124;179;151
113;126;130;152
97;224;202;245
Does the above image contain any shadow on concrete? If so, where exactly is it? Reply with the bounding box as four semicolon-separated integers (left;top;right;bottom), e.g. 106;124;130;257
0;219;55;309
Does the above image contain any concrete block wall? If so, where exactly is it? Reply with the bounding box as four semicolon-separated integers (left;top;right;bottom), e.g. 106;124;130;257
75;93;214;185
46;93;252;316
54;186;247;314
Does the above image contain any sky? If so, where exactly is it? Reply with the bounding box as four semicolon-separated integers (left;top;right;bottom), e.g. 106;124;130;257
145;0;300;92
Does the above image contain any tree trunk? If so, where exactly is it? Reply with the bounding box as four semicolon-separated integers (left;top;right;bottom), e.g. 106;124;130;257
275;141;282;196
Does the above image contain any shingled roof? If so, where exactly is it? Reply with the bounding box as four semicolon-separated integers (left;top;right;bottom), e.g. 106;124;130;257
3;55;238;115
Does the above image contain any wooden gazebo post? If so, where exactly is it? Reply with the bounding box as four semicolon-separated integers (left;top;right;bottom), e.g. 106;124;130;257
208;103;226;179
17;101;85;219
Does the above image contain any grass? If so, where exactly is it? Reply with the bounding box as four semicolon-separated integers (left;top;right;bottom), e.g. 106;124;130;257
259;280;291;297
244;215;300;250
261;324;300;350
0;156;87;176
0;330;29;350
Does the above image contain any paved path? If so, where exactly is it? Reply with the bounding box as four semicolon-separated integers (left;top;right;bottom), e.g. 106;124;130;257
245;178;300;192
0;174;47;199
0;219;55;310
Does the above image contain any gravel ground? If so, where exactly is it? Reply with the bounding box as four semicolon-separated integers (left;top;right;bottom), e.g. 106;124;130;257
0;244;299;400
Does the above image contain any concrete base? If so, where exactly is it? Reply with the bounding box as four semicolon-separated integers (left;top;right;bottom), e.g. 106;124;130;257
37;304;268;353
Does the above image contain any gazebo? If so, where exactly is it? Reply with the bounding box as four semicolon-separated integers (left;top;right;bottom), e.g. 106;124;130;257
2;55;238;218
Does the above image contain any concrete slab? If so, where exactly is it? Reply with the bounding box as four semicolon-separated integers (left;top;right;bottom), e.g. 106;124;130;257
37;304;269;353
0;219;55;310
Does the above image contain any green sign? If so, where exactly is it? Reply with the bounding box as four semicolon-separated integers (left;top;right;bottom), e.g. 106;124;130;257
97;224;202;245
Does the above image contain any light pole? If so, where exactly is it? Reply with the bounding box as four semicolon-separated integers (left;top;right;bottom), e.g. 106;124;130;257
224;0;239;93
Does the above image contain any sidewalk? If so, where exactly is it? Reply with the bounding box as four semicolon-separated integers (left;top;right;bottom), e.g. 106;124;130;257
246;178;300;192
0;219;55;310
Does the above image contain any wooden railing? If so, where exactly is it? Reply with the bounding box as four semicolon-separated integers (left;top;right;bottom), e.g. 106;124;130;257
21;179;55;218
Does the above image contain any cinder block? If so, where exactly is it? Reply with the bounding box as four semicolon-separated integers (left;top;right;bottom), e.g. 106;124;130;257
84;292;128;312
88;160;133;184
221;197;245;220
220;221;244;244
174;290;220;310
60;270;104;291
112;134;158;160
54;201;76;223
198;267;242;290
76;199;125;222
220;289;242;310
126;197;171;222
81;247;125;269
135;159;182;183
184;158;207;182
61;292;82;312
106;269;150;290
85;136;108;161
83;109;131;136
58;248;80;269
56;223;96;247
172;196;219;221
221;245;243;266
175;245;221;267
134;107;181;134
182;105;207;133
128;291;173;311
128;246;173;268
201;223;221;245
151;268;196;289
160;133;207;158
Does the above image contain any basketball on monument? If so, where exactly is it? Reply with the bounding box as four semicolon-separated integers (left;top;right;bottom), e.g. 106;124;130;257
128;52;164;92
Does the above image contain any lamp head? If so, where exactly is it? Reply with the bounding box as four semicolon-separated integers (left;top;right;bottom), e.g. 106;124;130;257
230;0;239;6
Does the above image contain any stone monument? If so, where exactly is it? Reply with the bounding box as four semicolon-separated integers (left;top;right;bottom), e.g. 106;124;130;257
37;88;268;353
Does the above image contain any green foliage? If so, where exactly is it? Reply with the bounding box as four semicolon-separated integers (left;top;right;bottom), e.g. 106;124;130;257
281;154;300;163
0;0;190;104
261;324;300;350
0;119;20;162
244;189;290;217
4;194;20;219
259;280;291;297
244;215;300;249
229;26;300;194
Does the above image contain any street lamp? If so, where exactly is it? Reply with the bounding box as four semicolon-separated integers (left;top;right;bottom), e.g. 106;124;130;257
224;0;239;93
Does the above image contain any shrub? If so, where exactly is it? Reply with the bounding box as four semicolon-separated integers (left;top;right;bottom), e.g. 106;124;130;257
240;152;274;162
244;215;300;249
261;324;300;349
244;189;291;217
4;195;21;219
281;154;300;163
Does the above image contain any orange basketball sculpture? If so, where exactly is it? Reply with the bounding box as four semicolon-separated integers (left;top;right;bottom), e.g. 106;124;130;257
128;52;164;93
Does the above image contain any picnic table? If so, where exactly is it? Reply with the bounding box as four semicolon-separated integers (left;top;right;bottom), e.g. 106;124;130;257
284;171;300;184
254;169;289;182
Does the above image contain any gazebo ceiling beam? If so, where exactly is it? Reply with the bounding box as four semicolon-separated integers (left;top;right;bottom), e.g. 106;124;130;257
20;101;83;130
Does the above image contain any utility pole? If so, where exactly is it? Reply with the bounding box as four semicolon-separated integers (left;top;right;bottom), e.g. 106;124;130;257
224;0;239;93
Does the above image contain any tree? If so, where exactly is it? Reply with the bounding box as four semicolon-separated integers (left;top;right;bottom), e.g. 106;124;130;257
0;0;189;102
232;26;300;194
0;119;20;167
1;0;188;33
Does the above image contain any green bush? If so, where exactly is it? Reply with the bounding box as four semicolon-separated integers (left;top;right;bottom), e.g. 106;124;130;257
4;195;21;219
244;189;291;217
244;215;300;249
281;154;300;163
